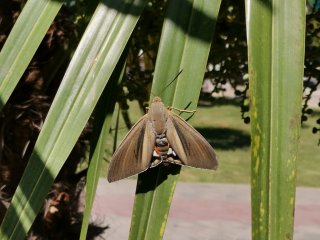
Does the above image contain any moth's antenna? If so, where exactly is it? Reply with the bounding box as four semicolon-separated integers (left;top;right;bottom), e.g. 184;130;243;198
150;69;183;99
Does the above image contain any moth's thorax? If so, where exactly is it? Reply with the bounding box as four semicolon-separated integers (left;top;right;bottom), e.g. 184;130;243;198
148;98;168;135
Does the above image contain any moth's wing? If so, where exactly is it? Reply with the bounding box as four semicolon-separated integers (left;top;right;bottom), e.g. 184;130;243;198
166;111;218;169
107;115;155;182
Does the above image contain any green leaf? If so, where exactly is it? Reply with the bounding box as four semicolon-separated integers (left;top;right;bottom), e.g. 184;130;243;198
129;0;221;239
0;1;146;239
79;49;127;240
246;0;305;239
0;0;62;110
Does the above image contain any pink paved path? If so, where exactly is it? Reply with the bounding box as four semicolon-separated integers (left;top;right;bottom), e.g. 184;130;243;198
89;179;320;240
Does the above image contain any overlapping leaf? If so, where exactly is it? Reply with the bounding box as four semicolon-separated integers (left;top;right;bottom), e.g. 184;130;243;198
0;1;147;239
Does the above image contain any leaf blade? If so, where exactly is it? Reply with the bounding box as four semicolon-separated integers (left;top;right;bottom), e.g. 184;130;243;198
0;0;62;110
129;0;222;239
79;50;126;240
0;1;147;239
246;0;305;239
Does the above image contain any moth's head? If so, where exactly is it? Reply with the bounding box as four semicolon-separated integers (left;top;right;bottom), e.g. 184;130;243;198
152;96;162;103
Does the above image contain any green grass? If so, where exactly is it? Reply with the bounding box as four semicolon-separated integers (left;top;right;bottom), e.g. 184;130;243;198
101;100;320;187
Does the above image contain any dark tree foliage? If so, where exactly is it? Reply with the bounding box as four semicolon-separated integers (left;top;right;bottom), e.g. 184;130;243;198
304;1;320;144
202;0;249;123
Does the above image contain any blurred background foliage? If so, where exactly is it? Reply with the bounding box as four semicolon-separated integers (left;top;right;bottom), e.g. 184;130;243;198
0;0;319;238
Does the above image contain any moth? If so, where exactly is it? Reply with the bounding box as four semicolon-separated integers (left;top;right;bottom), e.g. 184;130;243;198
107;96;218;182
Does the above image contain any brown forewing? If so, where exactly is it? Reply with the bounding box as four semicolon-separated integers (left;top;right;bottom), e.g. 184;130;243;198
107;115;155;182
166;111;218;169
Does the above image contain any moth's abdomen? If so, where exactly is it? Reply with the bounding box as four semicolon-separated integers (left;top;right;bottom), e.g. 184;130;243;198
151;135;182;167
155;136;169;159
